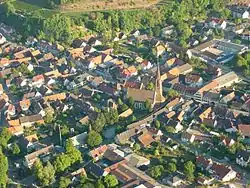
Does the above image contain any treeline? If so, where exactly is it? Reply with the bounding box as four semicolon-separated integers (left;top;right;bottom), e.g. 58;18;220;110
0;0;230;45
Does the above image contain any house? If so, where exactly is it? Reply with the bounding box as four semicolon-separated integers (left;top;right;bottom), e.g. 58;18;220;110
156;44;166;57
215;118;237;133
89;145;108;161
44;93;66;102
161;25;174;38
31;101;45;117
238;124;250;137
219;136;235;147
122;65;138;77
6;104;16;117
19;99;31;111
24;145;54;168
210;163;237;182
137;131;155;147
19;134;39;152
197;176;214;185
139;60;152;70
196;156;213;171
236;150;250;167
167;63;193;79
32;74;45;88
166;97;184;111
20;114;44;127
85;162;108;178
125;153;150;167
163;172;184;187
8;125;23;136
208;18;227;30
242;98;250;112
69;132;88;148
165;119;183;133
185;74;203;87
109;162;161;187
229;5;250;19
220;91;235;104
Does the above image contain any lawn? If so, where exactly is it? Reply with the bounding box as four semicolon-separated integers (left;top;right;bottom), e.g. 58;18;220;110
13;1;59;18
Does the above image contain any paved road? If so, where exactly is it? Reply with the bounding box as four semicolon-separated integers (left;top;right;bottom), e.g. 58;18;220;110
127;103;168;129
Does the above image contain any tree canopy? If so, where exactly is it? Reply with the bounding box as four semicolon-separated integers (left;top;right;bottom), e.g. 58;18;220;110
87;131;103;148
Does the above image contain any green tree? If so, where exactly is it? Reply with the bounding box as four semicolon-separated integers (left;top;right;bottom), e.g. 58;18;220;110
149;165;164;179
59;177;71;188
11;143;20;155
146;82;155;90
65;140;82;164
36;162;55;186
104;175;119;188
0;150;8;187
145;99;152;112
152;25;161;37
166;89;179;99
87;131;103;148
154;120;161;129
127;97;135;108
54;154;72;173
0;128;12;149
133;143;141;151
44;107;55;124
165;126;176;133
183;161;195;181
167;162;177;173
91;113;106;132
96;179;105;188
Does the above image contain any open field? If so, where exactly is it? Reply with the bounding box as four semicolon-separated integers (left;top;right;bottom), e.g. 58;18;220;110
59;0;160;12
16;0;162;14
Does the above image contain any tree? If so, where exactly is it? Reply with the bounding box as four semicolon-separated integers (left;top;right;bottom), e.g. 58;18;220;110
133;143;141;151
65;140;82;164
127;97;135;108
59;177;71;188
152;25;161;37
0;150;8;187
104;175;119;188
166;89;179;99
146;82;155;90
165;126;176;133
11;143;20;155
167;162;177;173
154;120;161;129
54;154;72;173
183;161;195;181
149;165;164;179
87;131;103;148
36;162;55;186
82;183;95;188
154;148;160;156
0;128;12;149
119;103;129;113
91;113;106;132
145;99;152;112
96;179;105;188
44;107;55;124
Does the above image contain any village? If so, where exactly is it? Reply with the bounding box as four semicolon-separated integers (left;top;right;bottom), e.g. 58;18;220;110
0;1;250;188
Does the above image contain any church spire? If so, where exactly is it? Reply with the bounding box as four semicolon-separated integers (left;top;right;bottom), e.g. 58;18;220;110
153;57;165;105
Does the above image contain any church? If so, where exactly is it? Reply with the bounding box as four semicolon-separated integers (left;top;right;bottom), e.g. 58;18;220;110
127;62;165;109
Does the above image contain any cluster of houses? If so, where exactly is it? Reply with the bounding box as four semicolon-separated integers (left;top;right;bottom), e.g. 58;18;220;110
0;2;249;185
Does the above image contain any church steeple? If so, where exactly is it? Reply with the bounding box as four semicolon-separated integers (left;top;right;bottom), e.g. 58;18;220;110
153;58;165;105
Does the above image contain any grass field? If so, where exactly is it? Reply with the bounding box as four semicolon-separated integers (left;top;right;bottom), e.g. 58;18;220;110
13;0;162;18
